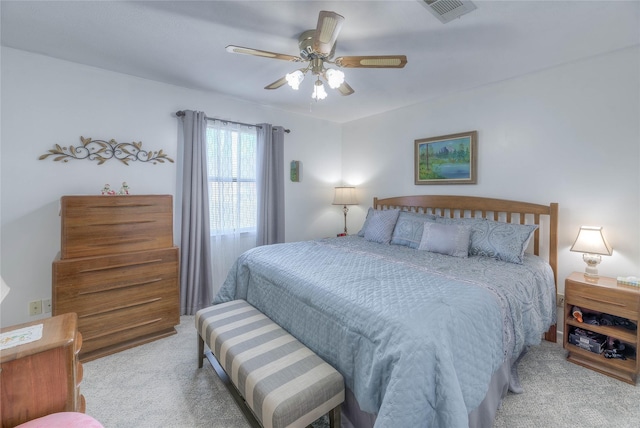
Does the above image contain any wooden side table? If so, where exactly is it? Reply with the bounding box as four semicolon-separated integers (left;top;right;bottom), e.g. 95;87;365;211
1;313;84;427
564;272;640;384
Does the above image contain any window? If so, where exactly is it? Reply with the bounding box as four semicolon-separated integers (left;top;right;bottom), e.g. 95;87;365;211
206;122;257;235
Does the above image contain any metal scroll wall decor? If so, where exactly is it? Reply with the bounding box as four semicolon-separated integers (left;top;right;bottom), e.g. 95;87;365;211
39;136;174;165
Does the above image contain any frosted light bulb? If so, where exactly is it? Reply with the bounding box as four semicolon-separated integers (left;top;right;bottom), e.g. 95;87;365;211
286;70;304;90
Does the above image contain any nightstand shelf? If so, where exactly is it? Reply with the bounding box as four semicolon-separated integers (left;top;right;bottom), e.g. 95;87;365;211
564;272;639;385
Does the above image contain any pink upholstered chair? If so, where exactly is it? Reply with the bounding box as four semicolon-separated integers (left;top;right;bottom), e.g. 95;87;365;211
16;412;103;428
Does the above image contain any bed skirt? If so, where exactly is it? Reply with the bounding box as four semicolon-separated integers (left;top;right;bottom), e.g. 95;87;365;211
342;357;512;428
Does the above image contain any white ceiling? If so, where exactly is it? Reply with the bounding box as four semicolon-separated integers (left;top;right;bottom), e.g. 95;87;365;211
2;1;639;123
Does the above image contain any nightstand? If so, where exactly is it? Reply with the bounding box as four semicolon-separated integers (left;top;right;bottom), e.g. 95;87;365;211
564;272;640;384
1;313;85;426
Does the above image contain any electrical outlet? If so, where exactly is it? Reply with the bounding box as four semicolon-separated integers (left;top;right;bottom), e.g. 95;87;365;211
43;298;52;313
29;300;42;316
557;293;565;308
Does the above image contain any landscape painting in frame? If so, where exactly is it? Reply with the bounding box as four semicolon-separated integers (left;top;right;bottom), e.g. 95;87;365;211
414;131;477;185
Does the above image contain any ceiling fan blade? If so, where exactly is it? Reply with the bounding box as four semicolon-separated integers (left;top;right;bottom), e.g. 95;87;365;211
335;55;408;68
337;81;354;96
226;45;303;62
264;76;288;90
312;11;345;56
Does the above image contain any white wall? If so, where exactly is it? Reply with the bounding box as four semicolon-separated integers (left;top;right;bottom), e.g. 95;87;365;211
0;47;342;326
342;47;640;295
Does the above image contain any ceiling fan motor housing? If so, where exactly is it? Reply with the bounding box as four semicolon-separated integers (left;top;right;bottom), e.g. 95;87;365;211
298;30;335;60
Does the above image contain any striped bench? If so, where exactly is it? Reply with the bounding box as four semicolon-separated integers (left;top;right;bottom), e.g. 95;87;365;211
196;300;344;428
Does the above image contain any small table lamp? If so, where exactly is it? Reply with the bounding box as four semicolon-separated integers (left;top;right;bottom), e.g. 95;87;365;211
1;276;10;303
332;186;358;235
570;226;613;278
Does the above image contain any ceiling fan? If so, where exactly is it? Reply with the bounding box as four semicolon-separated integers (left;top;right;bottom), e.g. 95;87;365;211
225;10;408;100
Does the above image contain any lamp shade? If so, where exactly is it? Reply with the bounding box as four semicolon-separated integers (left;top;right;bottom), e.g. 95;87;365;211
1;276;10;303
570;226;613;256
332;186;357;205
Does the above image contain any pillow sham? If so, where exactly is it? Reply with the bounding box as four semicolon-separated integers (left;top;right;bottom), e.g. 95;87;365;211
390;211;438;249
418;222;471;258
436;216;538;264
357;207;374;237
363;209;400;244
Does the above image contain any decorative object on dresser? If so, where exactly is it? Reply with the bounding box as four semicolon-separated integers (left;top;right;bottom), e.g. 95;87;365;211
101;182;130;195
52;195;180;362
332;186;358;235
39;136;174;165
414;131;477;185
570;226;613;278
1;313;85;427
564;272;639;384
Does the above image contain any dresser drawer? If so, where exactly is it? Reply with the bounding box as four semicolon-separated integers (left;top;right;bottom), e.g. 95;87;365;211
53;247;178;291
79;298;178;356
55;276;178;317
60;195;173;259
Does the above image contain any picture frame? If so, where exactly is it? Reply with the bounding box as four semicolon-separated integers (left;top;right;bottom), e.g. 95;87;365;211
414;131;477;185
290;160;300;182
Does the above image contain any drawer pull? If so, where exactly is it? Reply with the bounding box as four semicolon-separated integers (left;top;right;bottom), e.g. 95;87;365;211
78;277;164;295
86;238;156;248
580;296;626;307
88;219;156;226
89;203;159;209
78;297;163;318
77;362;84;384
75;332;83;354
78;259;164;273
78;394;86;413
84;317;163;340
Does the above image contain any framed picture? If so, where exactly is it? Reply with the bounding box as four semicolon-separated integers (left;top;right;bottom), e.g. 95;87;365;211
290;160;300;182
414;131;477;185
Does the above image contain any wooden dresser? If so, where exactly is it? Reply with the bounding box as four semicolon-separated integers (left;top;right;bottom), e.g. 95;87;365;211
1;313;84;427
52;195;179;362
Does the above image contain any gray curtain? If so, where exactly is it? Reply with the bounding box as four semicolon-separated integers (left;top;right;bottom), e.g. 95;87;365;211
178;110;214;314
256;124;285;246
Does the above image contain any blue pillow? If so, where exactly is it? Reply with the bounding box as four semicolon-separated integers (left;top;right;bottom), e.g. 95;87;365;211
364;209;400;244
418;222;471;258
357;207;374;237
390;211;438;249
436;217;538;264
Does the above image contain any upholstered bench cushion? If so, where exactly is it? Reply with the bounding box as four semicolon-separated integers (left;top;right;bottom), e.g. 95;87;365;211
196;300;344;428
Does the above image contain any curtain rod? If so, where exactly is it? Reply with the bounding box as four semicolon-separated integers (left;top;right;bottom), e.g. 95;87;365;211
175;110;290;133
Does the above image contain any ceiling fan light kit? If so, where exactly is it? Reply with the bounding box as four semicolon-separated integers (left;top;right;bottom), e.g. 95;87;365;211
286;70;304;90
312;79;328;101
225;10;407;101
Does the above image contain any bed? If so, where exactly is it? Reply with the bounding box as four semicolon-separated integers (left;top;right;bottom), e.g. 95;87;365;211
214;195;558;428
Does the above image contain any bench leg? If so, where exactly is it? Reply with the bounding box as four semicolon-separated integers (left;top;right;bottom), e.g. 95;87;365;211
329;404;341;428
197;334;204;368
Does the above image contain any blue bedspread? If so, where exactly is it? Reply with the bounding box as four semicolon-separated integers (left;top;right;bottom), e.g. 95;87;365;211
215;236;556;427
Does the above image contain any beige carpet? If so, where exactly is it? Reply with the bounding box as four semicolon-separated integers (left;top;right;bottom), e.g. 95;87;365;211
83;316;640;427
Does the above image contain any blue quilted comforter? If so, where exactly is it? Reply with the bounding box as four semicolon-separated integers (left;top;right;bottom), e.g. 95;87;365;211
215;236;556;428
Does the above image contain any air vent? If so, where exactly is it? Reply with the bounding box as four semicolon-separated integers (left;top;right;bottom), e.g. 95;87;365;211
418;0;477;24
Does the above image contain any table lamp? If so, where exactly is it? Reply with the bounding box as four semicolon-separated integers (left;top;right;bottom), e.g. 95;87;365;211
570;226;613;278
1;276;9;303
332;186;358;235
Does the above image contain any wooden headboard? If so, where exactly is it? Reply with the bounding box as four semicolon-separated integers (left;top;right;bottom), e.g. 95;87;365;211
374;195;559;342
